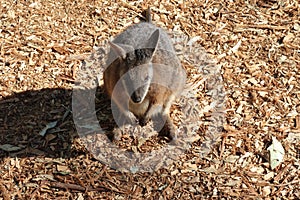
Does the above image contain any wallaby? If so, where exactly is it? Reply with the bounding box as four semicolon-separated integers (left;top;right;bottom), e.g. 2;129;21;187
103;8;186;141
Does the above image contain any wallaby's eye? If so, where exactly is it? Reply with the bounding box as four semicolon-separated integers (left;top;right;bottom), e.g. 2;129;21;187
125;52;136;65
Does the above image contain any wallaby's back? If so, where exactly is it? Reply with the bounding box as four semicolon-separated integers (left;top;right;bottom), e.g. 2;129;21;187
112;8;175;60
113;22;174;52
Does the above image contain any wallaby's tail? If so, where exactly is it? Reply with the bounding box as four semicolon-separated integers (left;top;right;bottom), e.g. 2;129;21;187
146;7;152;23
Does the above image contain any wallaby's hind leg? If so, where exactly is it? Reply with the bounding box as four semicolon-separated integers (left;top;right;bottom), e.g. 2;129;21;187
152;113;176;141
158;114;176;140
158;94;177;140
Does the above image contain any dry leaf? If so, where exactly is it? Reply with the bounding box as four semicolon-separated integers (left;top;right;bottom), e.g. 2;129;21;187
39;121;58;136
0;144;24;152
267;137;285;170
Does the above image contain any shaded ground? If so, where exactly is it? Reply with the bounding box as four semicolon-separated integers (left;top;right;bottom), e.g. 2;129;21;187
0;0;299;199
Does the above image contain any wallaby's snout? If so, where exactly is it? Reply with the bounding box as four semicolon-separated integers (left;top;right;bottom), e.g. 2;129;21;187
131;90;142;103
130;82;151;103
121;62;153;104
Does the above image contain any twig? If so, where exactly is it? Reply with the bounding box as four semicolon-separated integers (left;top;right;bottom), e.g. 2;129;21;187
240;174;259;196
49;181;128;194
242;24;287;30
50;181;106;192
274;163;292;182
0;182;10;200
66;53;90;61
272;180;300;187
58;75;76;83
234;24;288;32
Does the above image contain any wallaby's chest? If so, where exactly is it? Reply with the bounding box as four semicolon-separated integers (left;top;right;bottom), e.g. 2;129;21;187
129;97;149;117
129;84;171;118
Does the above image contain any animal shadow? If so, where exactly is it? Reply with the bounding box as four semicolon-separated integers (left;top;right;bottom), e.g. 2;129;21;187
0;85;117;159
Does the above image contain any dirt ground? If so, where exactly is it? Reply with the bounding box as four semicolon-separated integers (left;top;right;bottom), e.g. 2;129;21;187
0;0;299;199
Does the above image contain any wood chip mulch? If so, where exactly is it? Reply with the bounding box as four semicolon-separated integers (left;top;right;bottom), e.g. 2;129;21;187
0;0;299;199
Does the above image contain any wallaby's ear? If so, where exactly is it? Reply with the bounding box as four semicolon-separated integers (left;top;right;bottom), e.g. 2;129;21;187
109;41;127;59
145;29;160;57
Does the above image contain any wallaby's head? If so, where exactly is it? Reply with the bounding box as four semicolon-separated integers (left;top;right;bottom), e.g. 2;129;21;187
109;29;160;103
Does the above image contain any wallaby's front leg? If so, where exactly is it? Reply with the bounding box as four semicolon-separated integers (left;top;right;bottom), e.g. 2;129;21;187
111;89;138;126
111;100;138;141
112;101;138;126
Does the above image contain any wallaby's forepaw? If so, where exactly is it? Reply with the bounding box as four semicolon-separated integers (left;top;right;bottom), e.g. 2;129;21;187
159;122;177;142
169;138;179;146
126;111;139;125
112;123;137;141
112;128;122;141
116;111;138;126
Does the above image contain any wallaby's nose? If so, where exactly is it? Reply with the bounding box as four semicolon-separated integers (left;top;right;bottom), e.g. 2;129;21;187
131;92;142;103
